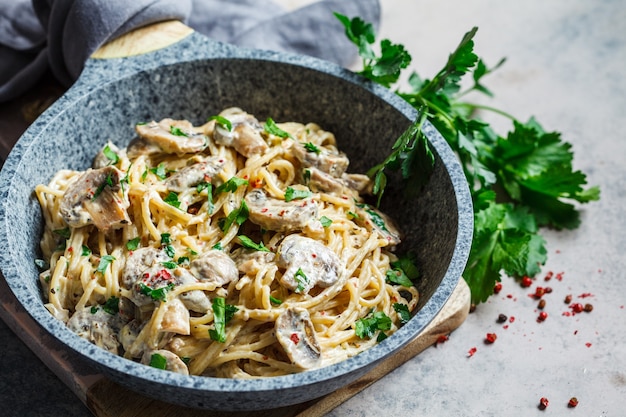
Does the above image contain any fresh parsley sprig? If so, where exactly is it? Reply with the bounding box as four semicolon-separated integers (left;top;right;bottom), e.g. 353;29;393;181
336;13;600;304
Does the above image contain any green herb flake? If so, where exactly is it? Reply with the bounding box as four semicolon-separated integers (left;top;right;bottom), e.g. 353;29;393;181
92;172;115;201
385;268;414;287
90;305;99;314
126;237;140;251
355;310;392;340
264;117;291;138
284;187;312;202
96;255;116;275
209;115;233;131
294;268;309;293
161;261;178;270
170;125;189;137
150;163;167;180
238;235;270;252
149;353;168;370
103;296;120;315
102;144;119;165
303;142;321;154
215;177;249;195
212;242;223;251
53;227;71;239
220;201;249;232
269;295;283;305
209;297;239;343
139;282;175;302
393;303;411;324
163;191;181;208
320;216;333;228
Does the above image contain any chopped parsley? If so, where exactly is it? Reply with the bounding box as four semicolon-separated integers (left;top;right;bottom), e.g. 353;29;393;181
163;191;181;208
269;295;283;305
219;201;249;232
320;216;333;228
196;181;214;214
215;177;249;195
169;125;189;137
160;261;178;270
103;296;120;315
53;227;71;239
212;242;223;250
139;282;175;302
393;303;411;324
209;115;233;131
294;268;309;293
264;117;291;138
238;235;270;252
92;172;115;201
284;187;312;202
126;237;140;251
355;310;392;342
303;142;321;154
102;144;119;165
209;297;239;343
149;353;168;370
96;255;116;275
149;163;167;180
90;305;99;314
81;245;92;256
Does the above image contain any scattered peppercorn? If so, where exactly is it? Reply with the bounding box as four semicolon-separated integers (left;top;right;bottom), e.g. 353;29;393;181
571;303;584;313
521;276;532;287
544;286;552;293
469;303;476;313
564;294;573;304
484;333;497;344
568;397;579;408
493;282;502;294
435;334;449;346
538;299;546;309
538;397;549;410
584;303;593;312
537;311;548;322
533;286;545;298
497;313;508;323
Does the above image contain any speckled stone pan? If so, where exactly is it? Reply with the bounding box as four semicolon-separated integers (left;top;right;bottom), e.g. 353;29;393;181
0;26;473;411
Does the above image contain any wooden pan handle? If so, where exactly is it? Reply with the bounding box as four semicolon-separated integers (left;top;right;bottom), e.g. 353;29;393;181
91;20;193;59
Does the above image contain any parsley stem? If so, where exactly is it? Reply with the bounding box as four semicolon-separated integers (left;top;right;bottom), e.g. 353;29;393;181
454;102;517;121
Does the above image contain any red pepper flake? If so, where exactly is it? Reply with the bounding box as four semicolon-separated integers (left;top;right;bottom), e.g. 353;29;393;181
261;208;268;213
585;342;592;348
544;271;554;281
578;292;594;298
493;282;502;294
503;325;509;329
562;311;572;317
568;397;579;408
290;333;300;344
484;333;497;344
555;272;564;281
537;311;548;322
544;286;552;294
538;397;549;410
435;335;449;346
570;303;584;314
67;246;73;253
521;276;532;287
509;316;515;323
467;347;477;357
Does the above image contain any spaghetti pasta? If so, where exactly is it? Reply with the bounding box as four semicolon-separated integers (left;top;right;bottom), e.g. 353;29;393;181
35;107;419;378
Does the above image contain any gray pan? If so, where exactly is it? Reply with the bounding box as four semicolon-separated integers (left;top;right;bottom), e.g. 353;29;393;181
0;21;472;411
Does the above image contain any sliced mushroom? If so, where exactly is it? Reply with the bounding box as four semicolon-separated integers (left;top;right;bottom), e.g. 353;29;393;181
135;118;207;155
292;141;349;178
277;234;341;294
160;297;190;335
67;306;122;355
165;156;226;192
355;205;403;247
59;166;130;232
171;267;212;313
189;249;239;286
130;264;178;308
211;107;268;157
275;307;322;369
141;349;189;375
119;319;144;357
245;189;319;232
341;173;373;195
231;247;276;275
299;167;372;196
121;247;170;290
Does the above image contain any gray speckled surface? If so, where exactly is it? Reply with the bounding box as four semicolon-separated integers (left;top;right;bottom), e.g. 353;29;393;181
0;12;471;413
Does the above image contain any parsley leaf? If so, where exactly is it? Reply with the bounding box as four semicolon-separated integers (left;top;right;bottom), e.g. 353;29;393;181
303;142;321;154
103;296;120;315
170;125;189;137
294;268;309;293
126;237;140;251
284;187;312;202
355;310;392;341
238;235;270;252
149;353;168;370
150;163;167;180
264;118;291;138
139;282;175;302
163;192;181;208
393;303;411;324
338;13;600;304
209;115;232;131
220;201;249;232
215;177;249;195
209;297;238;343
320;216;333;228
102;144;119;165
96;255;116;275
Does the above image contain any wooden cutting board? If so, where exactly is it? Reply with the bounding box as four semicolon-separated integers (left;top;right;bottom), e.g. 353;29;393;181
0;271;469;417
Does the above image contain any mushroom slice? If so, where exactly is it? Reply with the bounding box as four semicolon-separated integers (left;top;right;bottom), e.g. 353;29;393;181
245;189;319;232
292;141;349;177
135;118;207;155
165;156;226;192
60;166;130;232
355;204;403;247
67;306;122;355
232;247;276;275
141;349;189;375
172;267;212;313
92;141;121;169
275;307;322;369
160;297;190;335
212;108;268;157
189;249;239;286
121;247;170;290
277;234;341;294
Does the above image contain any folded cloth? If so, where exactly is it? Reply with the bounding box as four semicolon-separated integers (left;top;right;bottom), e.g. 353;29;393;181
0;0;380;103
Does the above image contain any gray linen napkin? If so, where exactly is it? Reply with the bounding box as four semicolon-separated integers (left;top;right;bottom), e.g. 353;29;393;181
0;0;380;103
